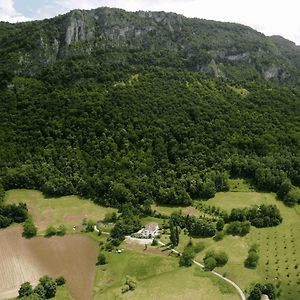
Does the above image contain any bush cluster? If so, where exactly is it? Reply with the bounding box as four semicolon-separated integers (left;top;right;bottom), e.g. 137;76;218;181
204;250;229;271
0;203;28;229
244;244;259;269
18;275;66;299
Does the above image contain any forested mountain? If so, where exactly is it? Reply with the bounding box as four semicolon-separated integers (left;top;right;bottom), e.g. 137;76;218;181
0;7;300;207
270;35;300;68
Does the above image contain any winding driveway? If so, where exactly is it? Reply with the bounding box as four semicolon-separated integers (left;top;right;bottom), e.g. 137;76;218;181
158;240;246;300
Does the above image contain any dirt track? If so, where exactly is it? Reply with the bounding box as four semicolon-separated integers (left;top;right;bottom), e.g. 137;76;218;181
0;226;98;300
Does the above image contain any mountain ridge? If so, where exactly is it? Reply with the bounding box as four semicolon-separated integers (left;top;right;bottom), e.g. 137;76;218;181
0;6;299;83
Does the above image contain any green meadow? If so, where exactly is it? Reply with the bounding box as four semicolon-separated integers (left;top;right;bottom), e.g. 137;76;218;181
4;189;117;233
93;248;239;300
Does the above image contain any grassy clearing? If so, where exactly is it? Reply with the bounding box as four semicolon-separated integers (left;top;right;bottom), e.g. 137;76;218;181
93;248;239;300
4;189;117;233
228;85;250;97
207;191;277;212
152;204;201;217
228;178;255;192
141;216;165;227
191;192;300;300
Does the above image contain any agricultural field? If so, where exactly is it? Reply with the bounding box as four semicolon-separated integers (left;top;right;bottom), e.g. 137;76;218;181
2;187;298;300
92;246;239;300
191;191;300;300
0;226;98;300
4;189;117;233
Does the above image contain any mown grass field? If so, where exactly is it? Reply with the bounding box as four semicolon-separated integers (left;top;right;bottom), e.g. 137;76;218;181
92;247;239;300
190;190;300;300
4;189;117;233
207;191;276;211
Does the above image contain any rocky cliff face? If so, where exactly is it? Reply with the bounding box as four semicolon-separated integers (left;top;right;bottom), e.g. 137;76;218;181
0;7;299;82
65;11;95;45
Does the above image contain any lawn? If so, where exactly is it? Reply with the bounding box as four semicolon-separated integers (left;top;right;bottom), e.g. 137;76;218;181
189;191;300;300
4;189;117;233
92;248;239;300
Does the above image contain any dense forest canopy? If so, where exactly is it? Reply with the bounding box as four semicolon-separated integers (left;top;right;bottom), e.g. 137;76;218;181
0;7;300;207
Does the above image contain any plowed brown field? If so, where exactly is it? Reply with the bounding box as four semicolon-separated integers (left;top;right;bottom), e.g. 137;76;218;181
0;226;98;300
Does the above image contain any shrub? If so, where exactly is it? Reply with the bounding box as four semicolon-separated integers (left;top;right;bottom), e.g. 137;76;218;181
245;244;259;269
179;247;195;267
226;221;250;236
104;212;117;223
33;283;45;298
229;205;282;228
56;225;66;236
189;218;216;237
22;218;37;238
204;256;217;271
213;231;225;241
105;242;113;252
151;238;158;246
18;282;33;298
122;276;137;293
45;226;56;237
55;276;66;286
214;251;229;267
39;275;57;299
86;219;96;232
216;218;225;231
97;253;107;265
284;188;300;206
110;237;122;247
248;283;276;300
204;250;229;270
0;215;12;228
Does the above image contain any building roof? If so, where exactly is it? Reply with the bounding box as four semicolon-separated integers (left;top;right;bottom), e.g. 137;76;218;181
144;222;159;232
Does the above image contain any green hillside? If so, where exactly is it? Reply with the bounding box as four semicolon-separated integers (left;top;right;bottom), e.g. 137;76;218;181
0;7;299;209
0;68;299;207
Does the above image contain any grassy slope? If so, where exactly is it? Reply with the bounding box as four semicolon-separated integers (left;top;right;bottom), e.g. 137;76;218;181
93;248;239;300
4;189;117;233
200;189;300;300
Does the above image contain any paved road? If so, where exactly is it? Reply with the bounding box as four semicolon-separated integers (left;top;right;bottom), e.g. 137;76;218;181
158;241;246;300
